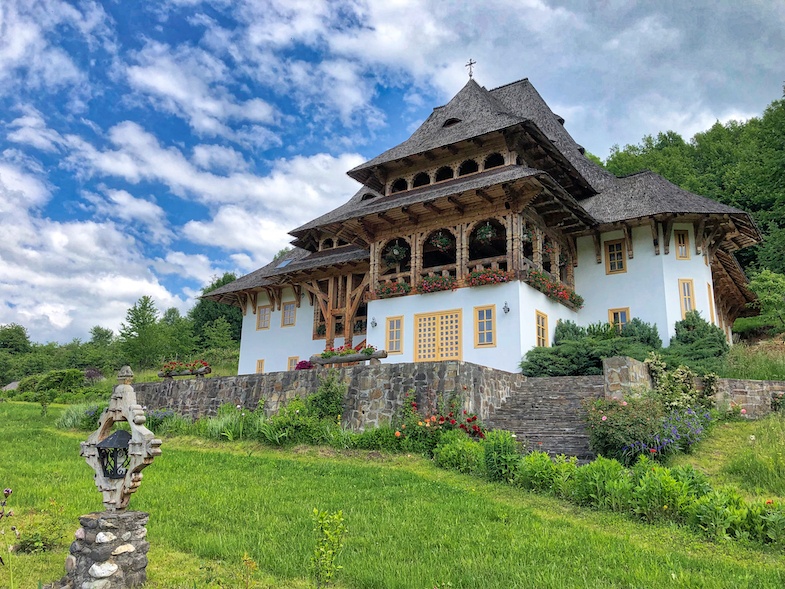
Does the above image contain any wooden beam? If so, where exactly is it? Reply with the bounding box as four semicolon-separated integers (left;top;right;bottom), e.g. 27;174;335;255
358;219;376;242
423;151;436;161
292;284;302;308
423;201;441;215
650;218;660;255
694;218;706;254
592;233;602;264
401;157;413;166
623;224;634;259
662;217;674;255
377;212;395;226
249;291;258;313
401;206;419;224
446;145;459;155
447;196;465;214
471;137;484;147
236;293;247;315
476;189;494;204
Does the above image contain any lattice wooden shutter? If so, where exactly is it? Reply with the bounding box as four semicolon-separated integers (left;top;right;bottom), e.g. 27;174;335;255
415;310;462;361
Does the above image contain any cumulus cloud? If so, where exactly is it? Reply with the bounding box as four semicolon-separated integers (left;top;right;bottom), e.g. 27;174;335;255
82;187;173;245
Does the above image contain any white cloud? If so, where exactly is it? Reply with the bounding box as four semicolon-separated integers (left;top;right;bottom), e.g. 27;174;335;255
125;40;278;143
6;106;66;152
192;144;249;173
0;162;184;343
82;187;173;245
152;251;220;283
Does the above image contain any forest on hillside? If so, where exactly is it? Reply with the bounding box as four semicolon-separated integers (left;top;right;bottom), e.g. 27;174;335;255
1;92;784;385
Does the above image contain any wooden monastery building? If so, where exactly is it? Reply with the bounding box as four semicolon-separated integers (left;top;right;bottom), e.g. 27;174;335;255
205;77;760;375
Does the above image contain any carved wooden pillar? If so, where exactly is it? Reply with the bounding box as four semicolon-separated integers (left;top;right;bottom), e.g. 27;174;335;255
533;227;543;270
343;274;353;348
412;232;423;284
326;276;336;349
510;213;521;274
457;223;468;280
369;241;378;287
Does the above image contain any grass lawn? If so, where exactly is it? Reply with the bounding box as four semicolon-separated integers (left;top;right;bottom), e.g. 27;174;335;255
2;402;785;588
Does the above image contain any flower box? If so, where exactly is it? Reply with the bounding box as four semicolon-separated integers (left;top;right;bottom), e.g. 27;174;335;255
375;281;412;298
466;268;513;287
525;269;584;309
417;275;457;294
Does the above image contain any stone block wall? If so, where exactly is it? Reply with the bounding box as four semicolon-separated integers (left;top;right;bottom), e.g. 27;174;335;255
714;378;785;418
603;356;652;399
135;361;526;429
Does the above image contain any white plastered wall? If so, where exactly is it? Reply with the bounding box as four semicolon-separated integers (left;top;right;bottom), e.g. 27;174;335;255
574;222;715;346
237;287;347;375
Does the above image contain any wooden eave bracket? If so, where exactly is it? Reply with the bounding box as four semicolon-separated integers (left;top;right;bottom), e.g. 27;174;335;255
649;218;660;255
236;293;247;314
592;232;602;264
662;217;674;255
447;196;464;215
292;284;302;308
623;224;634;259
694;218;706;255
476;189;494;204
423;201;441;215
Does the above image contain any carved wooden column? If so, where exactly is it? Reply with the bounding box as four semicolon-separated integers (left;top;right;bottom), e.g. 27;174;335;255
506;213;516;273
533;227;543;270
369;241;378;287
412;232;423;284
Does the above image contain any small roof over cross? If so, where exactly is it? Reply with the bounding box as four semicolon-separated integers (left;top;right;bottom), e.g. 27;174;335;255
465;58;476;79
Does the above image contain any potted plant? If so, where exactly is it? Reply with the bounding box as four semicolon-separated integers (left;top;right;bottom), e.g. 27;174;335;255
417;275;457;294
466;268;513;287
375;281;412;299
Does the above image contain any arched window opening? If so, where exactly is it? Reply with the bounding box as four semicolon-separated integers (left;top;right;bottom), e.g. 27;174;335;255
412;172;430;188
422;229;457;272
559;251;570;284
443;118;461;128
468;219;507;271
361;192;377;201
321;238;334;250
390;178;408;193
458;159;479;176
435;166;454;182
484;153;505;169
380;239;411;277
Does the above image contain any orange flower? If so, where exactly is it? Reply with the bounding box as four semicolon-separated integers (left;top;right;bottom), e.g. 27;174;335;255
395;431;401;438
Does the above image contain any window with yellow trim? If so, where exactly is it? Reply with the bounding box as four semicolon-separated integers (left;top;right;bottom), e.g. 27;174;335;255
256;359;265;374
256;305;271;330
608;308;630;332
678;279;695;318
281;302;296;327
535;311;548;347
474;305;496;348
707;283;716;324
605;239;626;274
675;230;690;260
386;316;403;354
287;356;299;371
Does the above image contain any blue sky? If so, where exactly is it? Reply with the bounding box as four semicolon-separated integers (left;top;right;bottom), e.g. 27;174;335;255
1;0;783;344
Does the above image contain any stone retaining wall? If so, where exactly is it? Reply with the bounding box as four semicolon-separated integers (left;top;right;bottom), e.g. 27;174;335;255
135;361;526;429
714;378;785;418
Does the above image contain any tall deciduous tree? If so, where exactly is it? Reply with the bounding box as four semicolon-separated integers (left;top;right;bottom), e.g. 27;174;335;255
0;323;32;355
189;273;243;345
748;270;785;329
119;296;167;368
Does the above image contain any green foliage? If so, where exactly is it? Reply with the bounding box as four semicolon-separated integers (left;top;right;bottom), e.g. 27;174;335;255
433;430;485;475
620;318;662;349
311;508;347;588
664;311;729;373
16;499;64;554
630;461;689;523
572;456;628;509
724;412;785;496
514;451;557;493
0;323;32;354
747;269;785;329
306;370;347;420
54;403;108;430
350;426;399;452
686;489;748;541
189;273;243;345
202;316;235;350
119;296;167;369
483;430;521;483
553;319;586;344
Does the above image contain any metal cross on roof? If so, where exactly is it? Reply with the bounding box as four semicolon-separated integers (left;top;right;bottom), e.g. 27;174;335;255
465;58;476;79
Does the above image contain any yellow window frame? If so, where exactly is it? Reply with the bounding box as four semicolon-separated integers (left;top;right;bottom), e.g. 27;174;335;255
281;302;296;327
256;359;265;374
675;230;690;260
386;316;403;354
414;309;462;362
679;279;695;319
287;356;299;371
474;305;496;348
605;239;627;274
535;311;548;347
256;305;272;330
608;307;631;332
707;283;716;324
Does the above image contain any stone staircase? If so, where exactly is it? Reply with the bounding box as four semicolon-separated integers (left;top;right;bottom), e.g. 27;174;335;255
487;376;605;460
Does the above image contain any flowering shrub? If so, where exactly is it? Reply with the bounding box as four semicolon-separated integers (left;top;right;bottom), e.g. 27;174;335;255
392;391;485;456
525;269;583;308
375;281;412;298
417;275;457;294
586;397;711;465
295;360;315;370
465;268;513;287
144;408;176;431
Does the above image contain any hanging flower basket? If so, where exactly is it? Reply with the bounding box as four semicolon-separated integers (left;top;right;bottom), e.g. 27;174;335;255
428;231;454;253
383;241;409;266
521;230;532;243
474;222;497;244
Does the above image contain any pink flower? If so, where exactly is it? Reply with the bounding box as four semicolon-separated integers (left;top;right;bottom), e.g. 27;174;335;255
741;408;747;415
622;401;628;406
601;415;607;421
